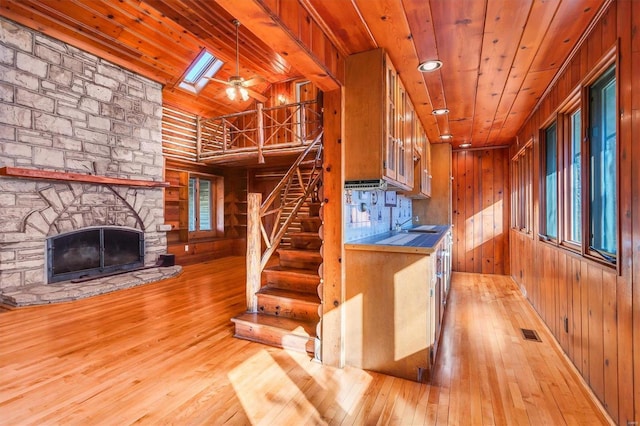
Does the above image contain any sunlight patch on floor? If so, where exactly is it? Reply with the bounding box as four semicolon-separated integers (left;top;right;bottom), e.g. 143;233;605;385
228;348;375;423
228;349;320;423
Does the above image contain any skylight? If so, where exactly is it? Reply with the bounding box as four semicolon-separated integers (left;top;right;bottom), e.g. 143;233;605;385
179;50;224;94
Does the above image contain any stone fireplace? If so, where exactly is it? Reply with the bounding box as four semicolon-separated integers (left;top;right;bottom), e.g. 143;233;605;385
0;17;169;290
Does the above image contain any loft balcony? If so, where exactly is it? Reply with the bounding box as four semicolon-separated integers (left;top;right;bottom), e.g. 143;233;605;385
197;100;322;167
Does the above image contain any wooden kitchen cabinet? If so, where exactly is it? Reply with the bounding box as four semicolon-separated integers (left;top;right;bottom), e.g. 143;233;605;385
396;80;413;187
413;143;452;223
404;111;431;199
420;125;432;197
344;236;448;382
345;48;414;190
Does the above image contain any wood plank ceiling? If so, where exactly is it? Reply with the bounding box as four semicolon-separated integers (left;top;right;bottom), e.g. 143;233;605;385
1;0;606;148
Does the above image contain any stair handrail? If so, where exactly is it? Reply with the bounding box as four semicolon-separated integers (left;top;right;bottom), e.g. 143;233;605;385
259;129;323;268
245;129;323;312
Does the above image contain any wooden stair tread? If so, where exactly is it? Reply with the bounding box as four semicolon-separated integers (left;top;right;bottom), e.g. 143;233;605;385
277;248;322;259
257;286;320;303
289;232;320;237
263;265;320;278
289;232;322;250
276;248;322;269
231;313;317;337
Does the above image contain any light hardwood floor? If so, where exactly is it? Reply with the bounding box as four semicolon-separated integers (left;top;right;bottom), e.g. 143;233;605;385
0;257;611;425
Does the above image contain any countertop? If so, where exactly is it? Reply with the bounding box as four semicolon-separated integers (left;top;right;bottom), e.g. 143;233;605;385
344;224;451;254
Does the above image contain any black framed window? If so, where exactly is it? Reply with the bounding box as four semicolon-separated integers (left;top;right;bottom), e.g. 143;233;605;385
537;59;617;267
588;65;616;262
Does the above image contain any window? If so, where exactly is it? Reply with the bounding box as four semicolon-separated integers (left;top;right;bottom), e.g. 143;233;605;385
511;142;533;233
179;50;224;94
542;122;558;240
564;108;582;245
188;175;221;237
536;60;617;267
588;66;616;261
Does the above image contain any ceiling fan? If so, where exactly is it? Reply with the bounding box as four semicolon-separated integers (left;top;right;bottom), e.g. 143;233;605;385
207;20;267;103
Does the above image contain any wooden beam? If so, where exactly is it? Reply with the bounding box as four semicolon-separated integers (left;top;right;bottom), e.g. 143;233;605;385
257;102;265;164
0;167;169;188
246;192;262;312
320;89;344;367
213;0;342;91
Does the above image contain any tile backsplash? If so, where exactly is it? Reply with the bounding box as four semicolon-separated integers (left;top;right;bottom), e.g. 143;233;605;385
344;190;413;242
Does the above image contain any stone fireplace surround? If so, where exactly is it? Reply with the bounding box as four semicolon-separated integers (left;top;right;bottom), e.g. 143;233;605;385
0;17;176;297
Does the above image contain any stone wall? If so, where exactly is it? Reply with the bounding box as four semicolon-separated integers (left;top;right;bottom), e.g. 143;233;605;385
0;17;167;289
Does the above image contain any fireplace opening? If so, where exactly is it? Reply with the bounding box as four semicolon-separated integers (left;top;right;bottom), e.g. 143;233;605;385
47;227;144;283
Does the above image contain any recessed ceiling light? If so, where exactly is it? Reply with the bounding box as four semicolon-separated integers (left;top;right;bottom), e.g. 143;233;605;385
432;108;449;115
418;60;443;72
440;134;453;140
460;143;472;148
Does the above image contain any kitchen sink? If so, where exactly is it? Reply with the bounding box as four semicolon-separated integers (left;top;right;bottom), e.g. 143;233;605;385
407;225;441;234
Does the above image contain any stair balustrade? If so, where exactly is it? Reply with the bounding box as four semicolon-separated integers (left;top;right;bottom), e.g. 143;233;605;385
245;130;323;312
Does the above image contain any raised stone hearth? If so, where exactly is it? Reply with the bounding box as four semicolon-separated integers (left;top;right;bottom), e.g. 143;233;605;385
0;265;182;307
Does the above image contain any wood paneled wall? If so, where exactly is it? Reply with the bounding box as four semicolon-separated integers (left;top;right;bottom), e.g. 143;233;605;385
451;148;510;275
163;159;247;266
510;2;638;423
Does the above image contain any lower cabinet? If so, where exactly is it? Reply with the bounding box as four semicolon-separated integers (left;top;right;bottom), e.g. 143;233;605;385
344;241;447;382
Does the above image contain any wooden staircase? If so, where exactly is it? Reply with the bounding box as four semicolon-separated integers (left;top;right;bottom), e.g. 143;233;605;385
231;202;322;355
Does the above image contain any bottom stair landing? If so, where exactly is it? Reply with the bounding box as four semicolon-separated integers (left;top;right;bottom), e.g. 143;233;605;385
231;313;316;354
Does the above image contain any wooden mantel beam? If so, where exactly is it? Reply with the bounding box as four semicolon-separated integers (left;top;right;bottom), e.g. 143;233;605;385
213;0;343;92
0;167;169;188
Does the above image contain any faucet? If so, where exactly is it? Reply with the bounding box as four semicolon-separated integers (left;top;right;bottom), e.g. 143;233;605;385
395;215;419;231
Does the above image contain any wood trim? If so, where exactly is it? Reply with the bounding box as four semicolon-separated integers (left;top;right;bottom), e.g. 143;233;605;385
0;167;169;188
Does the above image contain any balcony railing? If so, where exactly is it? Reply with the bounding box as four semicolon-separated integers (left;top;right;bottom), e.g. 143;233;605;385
198;100;321;163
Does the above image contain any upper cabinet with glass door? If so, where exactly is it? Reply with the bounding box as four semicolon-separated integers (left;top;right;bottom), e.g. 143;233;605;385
396;80;413;187
404;109;431;199
345;48;414;190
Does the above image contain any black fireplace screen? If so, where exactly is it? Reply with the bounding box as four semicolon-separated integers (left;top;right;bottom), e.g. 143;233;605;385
47;227;144;283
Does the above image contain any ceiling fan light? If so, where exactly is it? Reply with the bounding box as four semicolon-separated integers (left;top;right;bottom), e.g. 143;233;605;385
239;86;249;101
226;86;236;100
418;60;443;72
